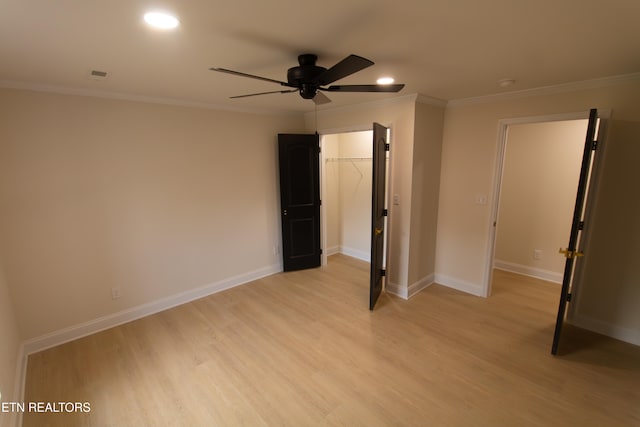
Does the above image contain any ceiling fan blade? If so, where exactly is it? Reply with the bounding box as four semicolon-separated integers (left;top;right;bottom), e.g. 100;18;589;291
230;89;298;99
210;67;293;87
316;54;374;85
312;91;332;105
325;84;405;93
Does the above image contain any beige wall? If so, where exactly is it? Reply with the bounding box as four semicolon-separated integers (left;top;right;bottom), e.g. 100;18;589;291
436;77;640;343
0;259;21;427
0;88;304;340
322;134;341;254
495;120;586;281
408;102;444;287
336;131;373;261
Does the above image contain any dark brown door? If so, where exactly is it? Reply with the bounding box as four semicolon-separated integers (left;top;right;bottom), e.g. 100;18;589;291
278;133;321;271
370;123;388;310
551;109;599;355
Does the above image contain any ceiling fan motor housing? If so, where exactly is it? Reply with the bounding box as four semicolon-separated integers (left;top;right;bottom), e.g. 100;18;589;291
212;52;403;102
287;54;326;98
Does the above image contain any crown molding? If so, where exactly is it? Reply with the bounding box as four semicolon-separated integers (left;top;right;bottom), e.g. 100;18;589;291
415;93;448;107
306;92;446;122
312;93;419;117
447;72;640;107
0;80;302;117
5;73;636;115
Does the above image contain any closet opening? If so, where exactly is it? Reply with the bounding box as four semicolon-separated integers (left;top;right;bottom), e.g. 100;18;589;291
491;118;589;291
320;130;375;266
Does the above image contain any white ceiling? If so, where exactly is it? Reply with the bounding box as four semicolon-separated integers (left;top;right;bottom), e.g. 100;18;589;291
2;0;639;113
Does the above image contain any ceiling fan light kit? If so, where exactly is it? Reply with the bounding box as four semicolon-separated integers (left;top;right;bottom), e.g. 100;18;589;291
376;77;395;85
210;53;405;104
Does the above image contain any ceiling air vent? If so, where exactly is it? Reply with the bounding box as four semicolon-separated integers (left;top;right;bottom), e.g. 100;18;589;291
88;69;108;80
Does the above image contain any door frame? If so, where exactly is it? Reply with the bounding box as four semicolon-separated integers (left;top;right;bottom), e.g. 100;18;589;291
319;124;394;279
483;110;610;308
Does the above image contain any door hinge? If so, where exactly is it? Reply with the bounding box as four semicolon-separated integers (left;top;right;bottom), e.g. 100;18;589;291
319;248;323;255
381;269;386;277
566;293;572;302
383;209;388;216
592;140;598;150
384;143;390;151
578;221;584;230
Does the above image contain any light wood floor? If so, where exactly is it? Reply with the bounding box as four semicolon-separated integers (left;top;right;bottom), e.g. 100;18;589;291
23;255;640;426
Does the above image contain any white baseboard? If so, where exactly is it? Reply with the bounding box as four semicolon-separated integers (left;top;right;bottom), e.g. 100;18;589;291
408;274;434;298
385;274;434;300
569;313;640;347
22;263;281;356
385;281;406;299
494;259;563;284
340;246;370;262
325;245;341;256
434;274;484;297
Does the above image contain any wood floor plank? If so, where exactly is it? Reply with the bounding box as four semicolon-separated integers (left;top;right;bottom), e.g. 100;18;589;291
22;254;640;426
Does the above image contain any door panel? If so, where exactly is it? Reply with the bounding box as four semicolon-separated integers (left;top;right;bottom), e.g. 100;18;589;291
278;134;321;271
370;123;388;310
551;109;599;355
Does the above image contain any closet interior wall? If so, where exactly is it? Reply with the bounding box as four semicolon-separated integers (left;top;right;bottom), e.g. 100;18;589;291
323;131;373;262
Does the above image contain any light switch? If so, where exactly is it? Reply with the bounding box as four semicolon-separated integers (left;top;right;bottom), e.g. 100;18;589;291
393;194;400;205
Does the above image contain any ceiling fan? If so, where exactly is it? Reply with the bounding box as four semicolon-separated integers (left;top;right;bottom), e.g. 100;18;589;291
210;53;405;105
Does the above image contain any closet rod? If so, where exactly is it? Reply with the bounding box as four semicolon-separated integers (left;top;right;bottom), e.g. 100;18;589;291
325;157;373;162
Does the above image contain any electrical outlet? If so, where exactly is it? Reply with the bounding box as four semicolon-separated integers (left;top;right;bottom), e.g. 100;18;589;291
111;287;122;300
533;249;543;260
273;245;280;255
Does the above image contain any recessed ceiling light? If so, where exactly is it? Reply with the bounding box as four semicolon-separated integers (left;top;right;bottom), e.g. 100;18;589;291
376;77;395;85
144;12;179;29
